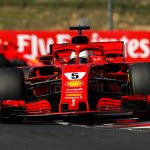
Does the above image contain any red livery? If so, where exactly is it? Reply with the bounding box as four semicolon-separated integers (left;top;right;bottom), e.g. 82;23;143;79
0;26;150;122
0;41;43;67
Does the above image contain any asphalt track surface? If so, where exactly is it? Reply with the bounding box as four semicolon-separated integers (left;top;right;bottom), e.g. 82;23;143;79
1;118;150;150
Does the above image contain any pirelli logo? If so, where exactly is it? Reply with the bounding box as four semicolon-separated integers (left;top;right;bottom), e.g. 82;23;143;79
65;80;84;87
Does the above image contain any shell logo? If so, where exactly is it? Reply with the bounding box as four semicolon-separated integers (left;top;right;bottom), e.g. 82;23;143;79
65;80;84;87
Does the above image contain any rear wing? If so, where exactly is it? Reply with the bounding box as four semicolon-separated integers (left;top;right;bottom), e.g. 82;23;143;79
90;41;124;57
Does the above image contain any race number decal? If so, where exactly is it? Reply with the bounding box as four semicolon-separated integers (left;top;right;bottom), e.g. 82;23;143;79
71;73;79;79
64;72;86;80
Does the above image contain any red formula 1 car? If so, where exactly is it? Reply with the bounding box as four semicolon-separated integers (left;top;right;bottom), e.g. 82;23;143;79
0;41;43;67
0;26;150;122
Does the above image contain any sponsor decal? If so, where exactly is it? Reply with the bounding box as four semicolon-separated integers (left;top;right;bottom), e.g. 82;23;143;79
65;88;83;93
66;88;83;91
65;80;84;87
91;33;150;60
66;93;82;97
65;96;83;100
64;72;86;80
0;31;149;62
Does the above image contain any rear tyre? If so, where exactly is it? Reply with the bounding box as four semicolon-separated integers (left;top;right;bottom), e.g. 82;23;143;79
0;68;26;123
129;62;150;95
0;68;25;100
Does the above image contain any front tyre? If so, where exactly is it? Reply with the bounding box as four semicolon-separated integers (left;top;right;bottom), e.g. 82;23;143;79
128;62;150;95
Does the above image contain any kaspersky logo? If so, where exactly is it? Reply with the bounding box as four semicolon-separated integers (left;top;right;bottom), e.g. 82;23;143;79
65;80;85;87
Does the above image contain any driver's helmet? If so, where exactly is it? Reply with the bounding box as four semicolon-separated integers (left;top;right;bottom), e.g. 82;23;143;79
69;50;89;64
70;51;77;60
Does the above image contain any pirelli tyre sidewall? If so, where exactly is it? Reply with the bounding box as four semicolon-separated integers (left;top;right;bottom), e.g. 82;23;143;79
0;68;25;100
128;62;150;95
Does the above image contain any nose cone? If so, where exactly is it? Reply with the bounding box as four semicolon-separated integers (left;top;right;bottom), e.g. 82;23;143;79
60;65;89;112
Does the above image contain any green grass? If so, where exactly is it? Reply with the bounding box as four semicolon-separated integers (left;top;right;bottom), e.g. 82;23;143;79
0;0;149;30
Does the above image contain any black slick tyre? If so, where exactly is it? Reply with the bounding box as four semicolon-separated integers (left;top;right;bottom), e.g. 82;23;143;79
0;68;25;100
129;62;150;95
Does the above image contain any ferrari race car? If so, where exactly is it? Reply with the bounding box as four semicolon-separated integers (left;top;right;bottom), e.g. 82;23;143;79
0;41;43;67
0;26;150;122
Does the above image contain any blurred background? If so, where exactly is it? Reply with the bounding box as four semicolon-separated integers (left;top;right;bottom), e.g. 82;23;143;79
0;0;149;30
